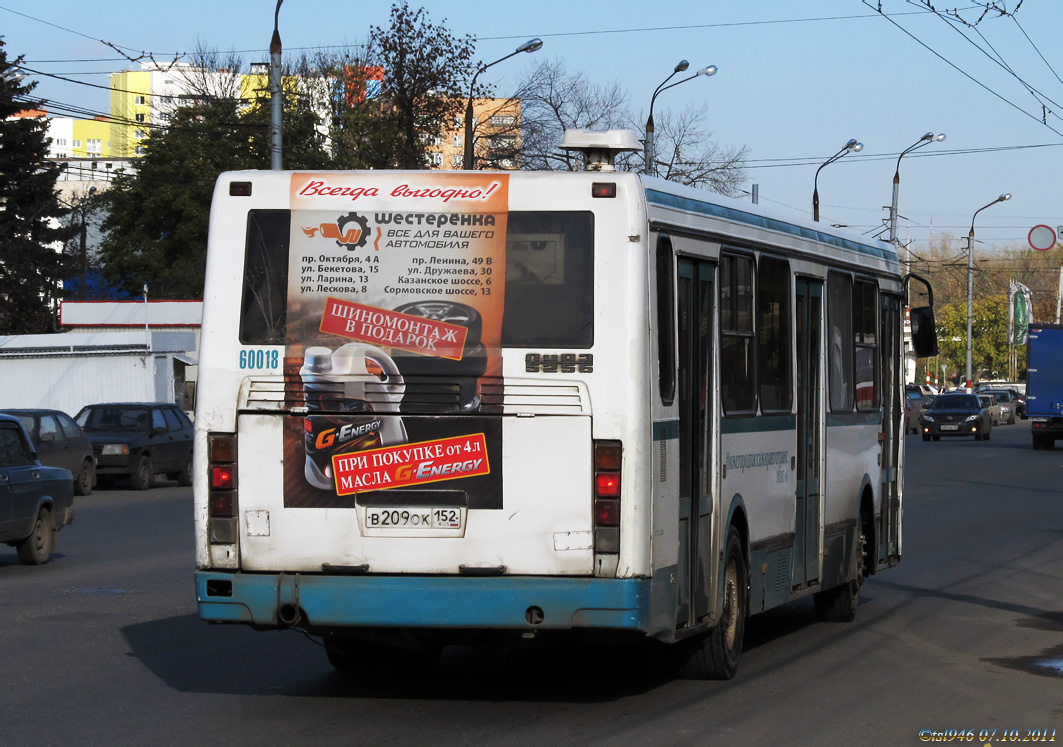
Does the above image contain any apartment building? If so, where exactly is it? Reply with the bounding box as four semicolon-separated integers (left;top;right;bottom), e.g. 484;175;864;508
49;62;522;172
110;62;245;157
433;97;522;170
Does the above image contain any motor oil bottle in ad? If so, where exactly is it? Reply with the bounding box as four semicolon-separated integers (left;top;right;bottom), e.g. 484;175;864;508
299;344;407;490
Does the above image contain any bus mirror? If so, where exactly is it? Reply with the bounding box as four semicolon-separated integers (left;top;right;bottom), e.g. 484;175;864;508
910;306;938;358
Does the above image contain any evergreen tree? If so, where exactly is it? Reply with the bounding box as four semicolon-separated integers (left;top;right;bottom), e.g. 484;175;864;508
0;39;76;333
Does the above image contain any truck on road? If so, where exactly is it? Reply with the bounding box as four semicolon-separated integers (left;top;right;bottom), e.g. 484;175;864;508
1025;324;1063;449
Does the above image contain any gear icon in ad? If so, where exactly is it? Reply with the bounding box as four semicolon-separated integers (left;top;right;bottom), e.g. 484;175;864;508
336;212;370;250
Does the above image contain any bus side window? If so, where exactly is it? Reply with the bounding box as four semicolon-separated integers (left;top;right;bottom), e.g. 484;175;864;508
854;280;879;410
657;236;676;405
239;209;291;345
827;272;854;412
757;256;792;412
720;252;757;414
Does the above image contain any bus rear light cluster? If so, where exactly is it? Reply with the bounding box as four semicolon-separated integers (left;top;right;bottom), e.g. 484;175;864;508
208;433;238;544
593;440;622;552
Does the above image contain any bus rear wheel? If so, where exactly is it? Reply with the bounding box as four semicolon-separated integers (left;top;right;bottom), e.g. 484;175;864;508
680;526;746;680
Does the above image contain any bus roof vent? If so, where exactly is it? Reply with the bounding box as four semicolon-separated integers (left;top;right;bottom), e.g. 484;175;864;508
559;129;641;172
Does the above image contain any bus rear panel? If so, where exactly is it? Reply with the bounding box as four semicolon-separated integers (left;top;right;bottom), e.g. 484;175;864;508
195;170;656;645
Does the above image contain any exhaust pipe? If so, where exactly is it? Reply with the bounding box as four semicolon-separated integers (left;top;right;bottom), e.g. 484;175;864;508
278;603;302;626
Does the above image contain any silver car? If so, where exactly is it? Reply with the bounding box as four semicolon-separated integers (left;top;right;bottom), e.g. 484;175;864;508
978;389;1017;424
978;394;1003;426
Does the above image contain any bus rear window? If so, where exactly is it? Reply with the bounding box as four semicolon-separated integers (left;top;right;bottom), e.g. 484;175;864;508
240;210;290;345
502;211;594;348
237;209;593;349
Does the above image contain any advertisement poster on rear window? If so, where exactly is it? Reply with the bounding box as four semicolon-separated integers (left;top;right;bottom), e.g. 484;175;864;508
282;173;508;509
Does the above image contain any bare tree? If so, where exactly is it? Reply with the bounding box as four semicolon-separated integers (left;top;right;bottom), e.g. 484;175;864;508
648;103;748;196
513;58;747;193
513;58;631;171
151;42;245;118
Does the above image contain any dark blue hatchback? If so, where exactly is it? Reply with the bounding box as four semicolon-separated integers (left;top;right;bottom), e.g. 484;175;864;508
0;413;75;564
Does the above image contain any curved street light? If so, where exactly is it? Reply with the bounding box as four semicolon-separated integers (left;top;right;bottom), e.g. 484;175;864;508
888;132;946;247
812;138;862;222
643;61;717;176
965;193;1012;390
462;38;543;170
269;0;284;170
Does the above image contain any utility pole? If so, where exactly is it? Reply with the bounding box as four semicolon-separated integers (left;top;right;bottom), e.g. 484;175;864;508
1057;260;1063;324
78;186;96;300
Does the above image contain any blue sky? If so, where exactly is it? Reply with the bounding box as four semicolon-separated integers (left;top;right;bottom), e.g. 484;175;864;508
3;1;1062;254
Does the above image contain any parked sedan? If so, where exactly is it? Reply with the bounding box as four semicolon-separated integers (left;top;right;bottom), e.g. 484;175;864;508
0;413;75;564
1;408;95;496
74;403;193;490
920;393;992;441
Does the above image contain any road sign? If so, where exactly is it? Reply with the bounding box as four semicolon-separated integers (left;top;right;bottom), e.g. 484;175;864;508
1029;224;1057;251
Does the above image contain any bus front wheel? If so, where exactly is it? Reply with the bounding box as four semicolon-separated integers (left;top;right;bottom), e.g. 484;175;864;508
680;526;747;680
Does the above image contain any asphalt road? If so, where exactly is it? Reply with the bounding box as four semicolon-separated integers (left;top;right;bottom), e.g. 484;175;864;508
3;422;1061;745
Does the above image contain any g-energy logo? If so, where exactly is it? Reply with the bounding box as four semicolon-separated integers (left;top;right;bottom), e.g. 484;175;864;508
313;420;381;450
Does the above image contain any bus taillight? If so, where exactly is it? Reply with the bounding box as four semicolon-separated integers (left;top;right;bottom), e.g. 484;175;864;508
594;440;622;551
212;465;234;489
595;473;620;497
208;433;238;543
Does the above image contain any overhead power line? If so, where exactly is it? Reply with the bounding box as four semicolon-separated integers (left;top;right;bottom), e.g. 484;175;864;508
1010;14;1063;85
867;0;1063;138
480;9;935;42
744;141;1063;169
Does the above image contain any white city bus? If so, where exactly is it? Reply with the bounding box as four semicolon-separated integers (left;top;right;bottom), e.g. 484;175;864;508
193;130;936;678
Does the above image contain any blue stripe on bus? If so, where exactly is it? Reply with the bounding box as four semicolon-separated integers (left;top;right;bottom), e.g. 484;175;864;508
721;414;797;434
196;571;653;632
652;420;680;440
646;189;896;262
826;411;883;427
656;412;879;436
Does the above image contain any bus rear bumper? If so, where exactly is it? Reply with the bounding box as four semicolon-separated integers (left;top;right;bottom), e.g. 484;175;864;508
195;571;653;633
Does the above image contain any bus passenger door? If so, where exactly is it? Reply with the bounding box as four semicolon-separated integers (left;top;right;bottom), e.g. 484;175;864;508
879;294;902;565
676;258;716;628
794;279;823;589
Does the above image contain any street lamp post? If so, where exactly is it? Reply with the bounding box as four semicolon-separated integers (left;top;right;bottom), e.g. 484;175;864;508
463;38;542;171
269;0;284;170
888;132;946;247
643;61;716;176
812;139;862;222
966;193;1012;391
